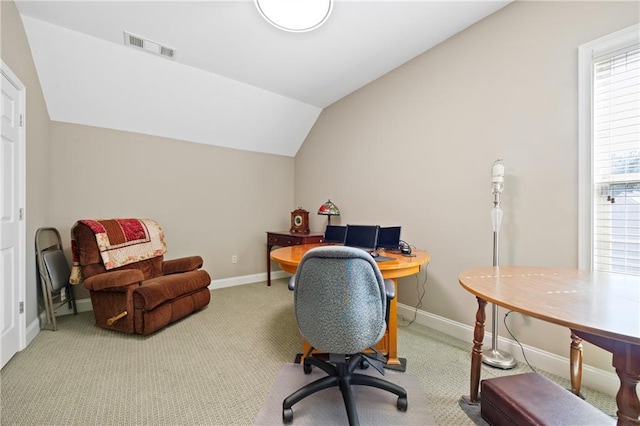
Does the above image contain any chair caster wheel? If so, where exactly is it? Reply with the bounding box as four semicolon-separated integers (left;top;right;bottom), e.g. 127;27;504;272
397;396;408;411
303;361;312;374
283;407;293;423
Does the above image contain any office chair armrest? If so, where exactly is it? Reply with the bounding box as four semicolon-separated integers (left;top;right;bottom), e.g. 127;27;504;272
288;276;296;291
384;279;395;300
84;269;144;292
162;256;204;275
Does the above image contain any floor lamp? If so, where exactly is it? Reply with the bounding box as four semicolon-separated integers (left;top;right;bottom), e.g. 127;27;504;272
482;159;516;369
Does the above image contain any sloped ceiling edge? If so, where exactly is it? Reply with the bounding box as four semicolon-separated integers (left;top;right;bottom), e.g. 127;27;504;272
21;15;321;157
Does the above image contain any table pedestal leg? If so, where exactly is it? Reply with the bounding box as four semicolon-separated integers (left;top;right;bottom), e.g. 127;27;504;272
385;279;401;367
465;297;487;404
267;244;273;286
570;331;584;396
612;342;640;426
571;331;639;425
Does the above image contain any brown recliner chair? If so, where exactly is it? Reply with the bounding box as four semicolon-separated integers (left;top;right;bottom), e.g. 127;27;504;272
71;219;211;335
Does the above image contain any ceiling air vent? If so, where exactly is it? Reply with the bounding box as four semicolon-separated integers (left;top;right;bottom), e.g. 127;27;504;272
124;31;176;59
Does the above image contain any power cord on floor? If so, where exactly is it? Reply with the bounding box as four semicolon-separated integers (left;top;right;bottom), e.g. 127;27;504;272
399;263;429;327
503;310;537;373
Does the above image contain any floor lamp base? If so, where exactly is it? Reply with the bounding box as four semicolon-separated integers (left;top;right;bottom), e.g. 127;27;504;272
482;348;517;369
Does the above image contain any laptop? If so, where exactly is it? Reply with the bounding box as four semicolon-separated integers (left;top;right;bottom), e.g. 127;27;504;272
344;225;379;252
377;226;402;251
323;225;346;244
344;225;394;262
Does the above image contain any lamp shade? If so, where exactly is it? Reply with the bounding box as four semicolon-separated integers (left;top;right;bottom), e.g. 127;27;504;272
318;199;340;217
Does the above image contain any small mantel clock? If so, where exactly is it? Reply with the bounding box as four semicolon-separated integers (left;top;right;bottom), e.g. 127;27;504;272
290;208;310;234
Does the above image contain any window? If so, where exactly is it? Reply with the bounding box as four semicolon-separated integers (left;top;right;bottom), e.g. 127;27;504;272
579;25;640;276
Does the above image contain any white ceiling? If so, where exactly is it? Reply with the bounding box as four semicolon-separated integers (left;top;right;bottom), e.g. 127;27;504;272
15;0;510;156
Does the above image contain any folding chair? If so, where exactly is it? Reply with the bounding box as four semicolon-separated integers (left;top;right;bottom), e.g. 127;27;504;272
35;227;77;330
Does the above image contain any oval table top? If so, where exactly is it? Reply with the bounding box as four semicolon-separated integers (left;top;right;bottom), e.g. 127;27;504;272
459;265;640;346
270;243;430;280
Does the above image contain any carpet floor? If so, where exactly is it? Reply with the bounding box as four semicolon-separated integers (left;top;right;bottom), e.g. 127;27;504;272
0;279;618;425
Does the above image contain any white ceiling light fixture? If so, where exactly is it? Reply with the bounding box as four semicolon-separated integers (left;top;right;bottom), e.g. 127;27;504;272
255;0;333;33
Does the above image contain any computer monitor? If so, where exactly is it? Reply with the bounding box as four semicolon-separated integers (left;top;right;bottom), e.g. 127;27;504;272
323;225;346;244
377;226;401;250
344;225;380;252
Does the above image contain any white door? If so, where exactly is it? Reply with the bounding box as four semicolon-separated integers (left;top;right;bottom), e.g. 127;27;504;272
1;62;26;369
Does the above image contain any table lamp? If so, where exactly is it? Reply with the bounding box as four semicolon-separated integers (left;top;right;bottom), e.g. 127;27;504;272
317;199;340;225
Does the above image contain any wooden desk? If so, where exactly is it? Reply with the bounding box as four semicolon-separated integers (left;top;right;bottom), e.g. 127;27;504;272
266;231;324;286
459;266;640;426
270;243;430;370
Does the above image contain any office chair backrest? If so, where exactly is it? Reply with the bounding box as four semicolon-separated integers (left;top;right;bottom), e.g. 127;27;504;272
293;246;387;354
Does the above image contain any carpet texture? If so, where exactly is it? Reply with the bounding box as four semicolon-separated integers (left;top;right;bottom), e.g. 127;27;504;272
1;279;618;425
254;363;435;425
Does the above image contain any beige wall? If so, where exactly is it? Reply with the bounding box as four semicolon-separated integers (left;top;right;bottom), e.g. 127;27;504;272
2;1;52;326
295;1;639;374
48;122;294;300
3;0;294;329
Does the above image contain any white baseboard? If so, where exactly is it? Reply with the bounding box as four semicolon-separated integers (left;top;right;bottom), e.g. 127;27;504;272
53;298;94;316
208;270;290;290
397;303;620;397
26;317;41;347
29;298;94;342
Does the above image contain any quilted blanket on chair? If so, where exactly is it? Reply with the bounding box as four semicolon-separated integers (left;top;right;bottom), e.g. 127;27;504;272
70;218;167;284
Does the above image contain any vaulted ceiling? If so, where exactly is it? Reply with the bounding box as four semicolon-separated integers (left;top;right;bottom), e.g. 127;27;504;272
15;0;510;156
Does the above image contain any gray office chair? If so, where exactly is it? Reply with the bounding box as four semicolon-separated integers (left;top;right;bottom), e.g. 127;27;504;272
35;227;77;330
283;246;407;425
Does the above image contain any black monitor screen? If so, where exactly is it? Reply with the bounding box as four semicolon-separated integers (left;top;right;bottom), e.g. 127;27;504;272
344;225;380;251
324;225;346;244
377;226;401;250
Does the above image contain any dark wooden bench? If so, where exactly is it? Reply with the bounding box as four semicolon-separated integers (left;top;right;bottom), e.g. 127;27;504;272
480;372;616;426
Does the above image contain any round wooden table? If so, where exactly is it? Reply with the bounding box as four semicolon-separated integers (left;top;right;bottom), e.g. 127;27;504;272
459;266;640;425
271;243;430;370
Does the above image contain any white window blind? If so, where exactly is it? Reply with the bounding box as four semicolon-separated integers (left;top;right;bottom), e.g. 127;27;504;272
592;45;640;275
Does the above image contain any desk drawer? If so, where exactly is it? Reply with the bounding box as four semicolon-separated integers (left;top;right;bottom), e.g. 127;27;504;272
268;235;296;246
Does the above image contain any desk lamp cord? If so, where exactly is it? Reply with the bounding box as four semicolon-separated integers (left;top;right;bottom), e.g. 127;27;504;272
399;263;429;327
397;271;537;374
503;310;537;374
